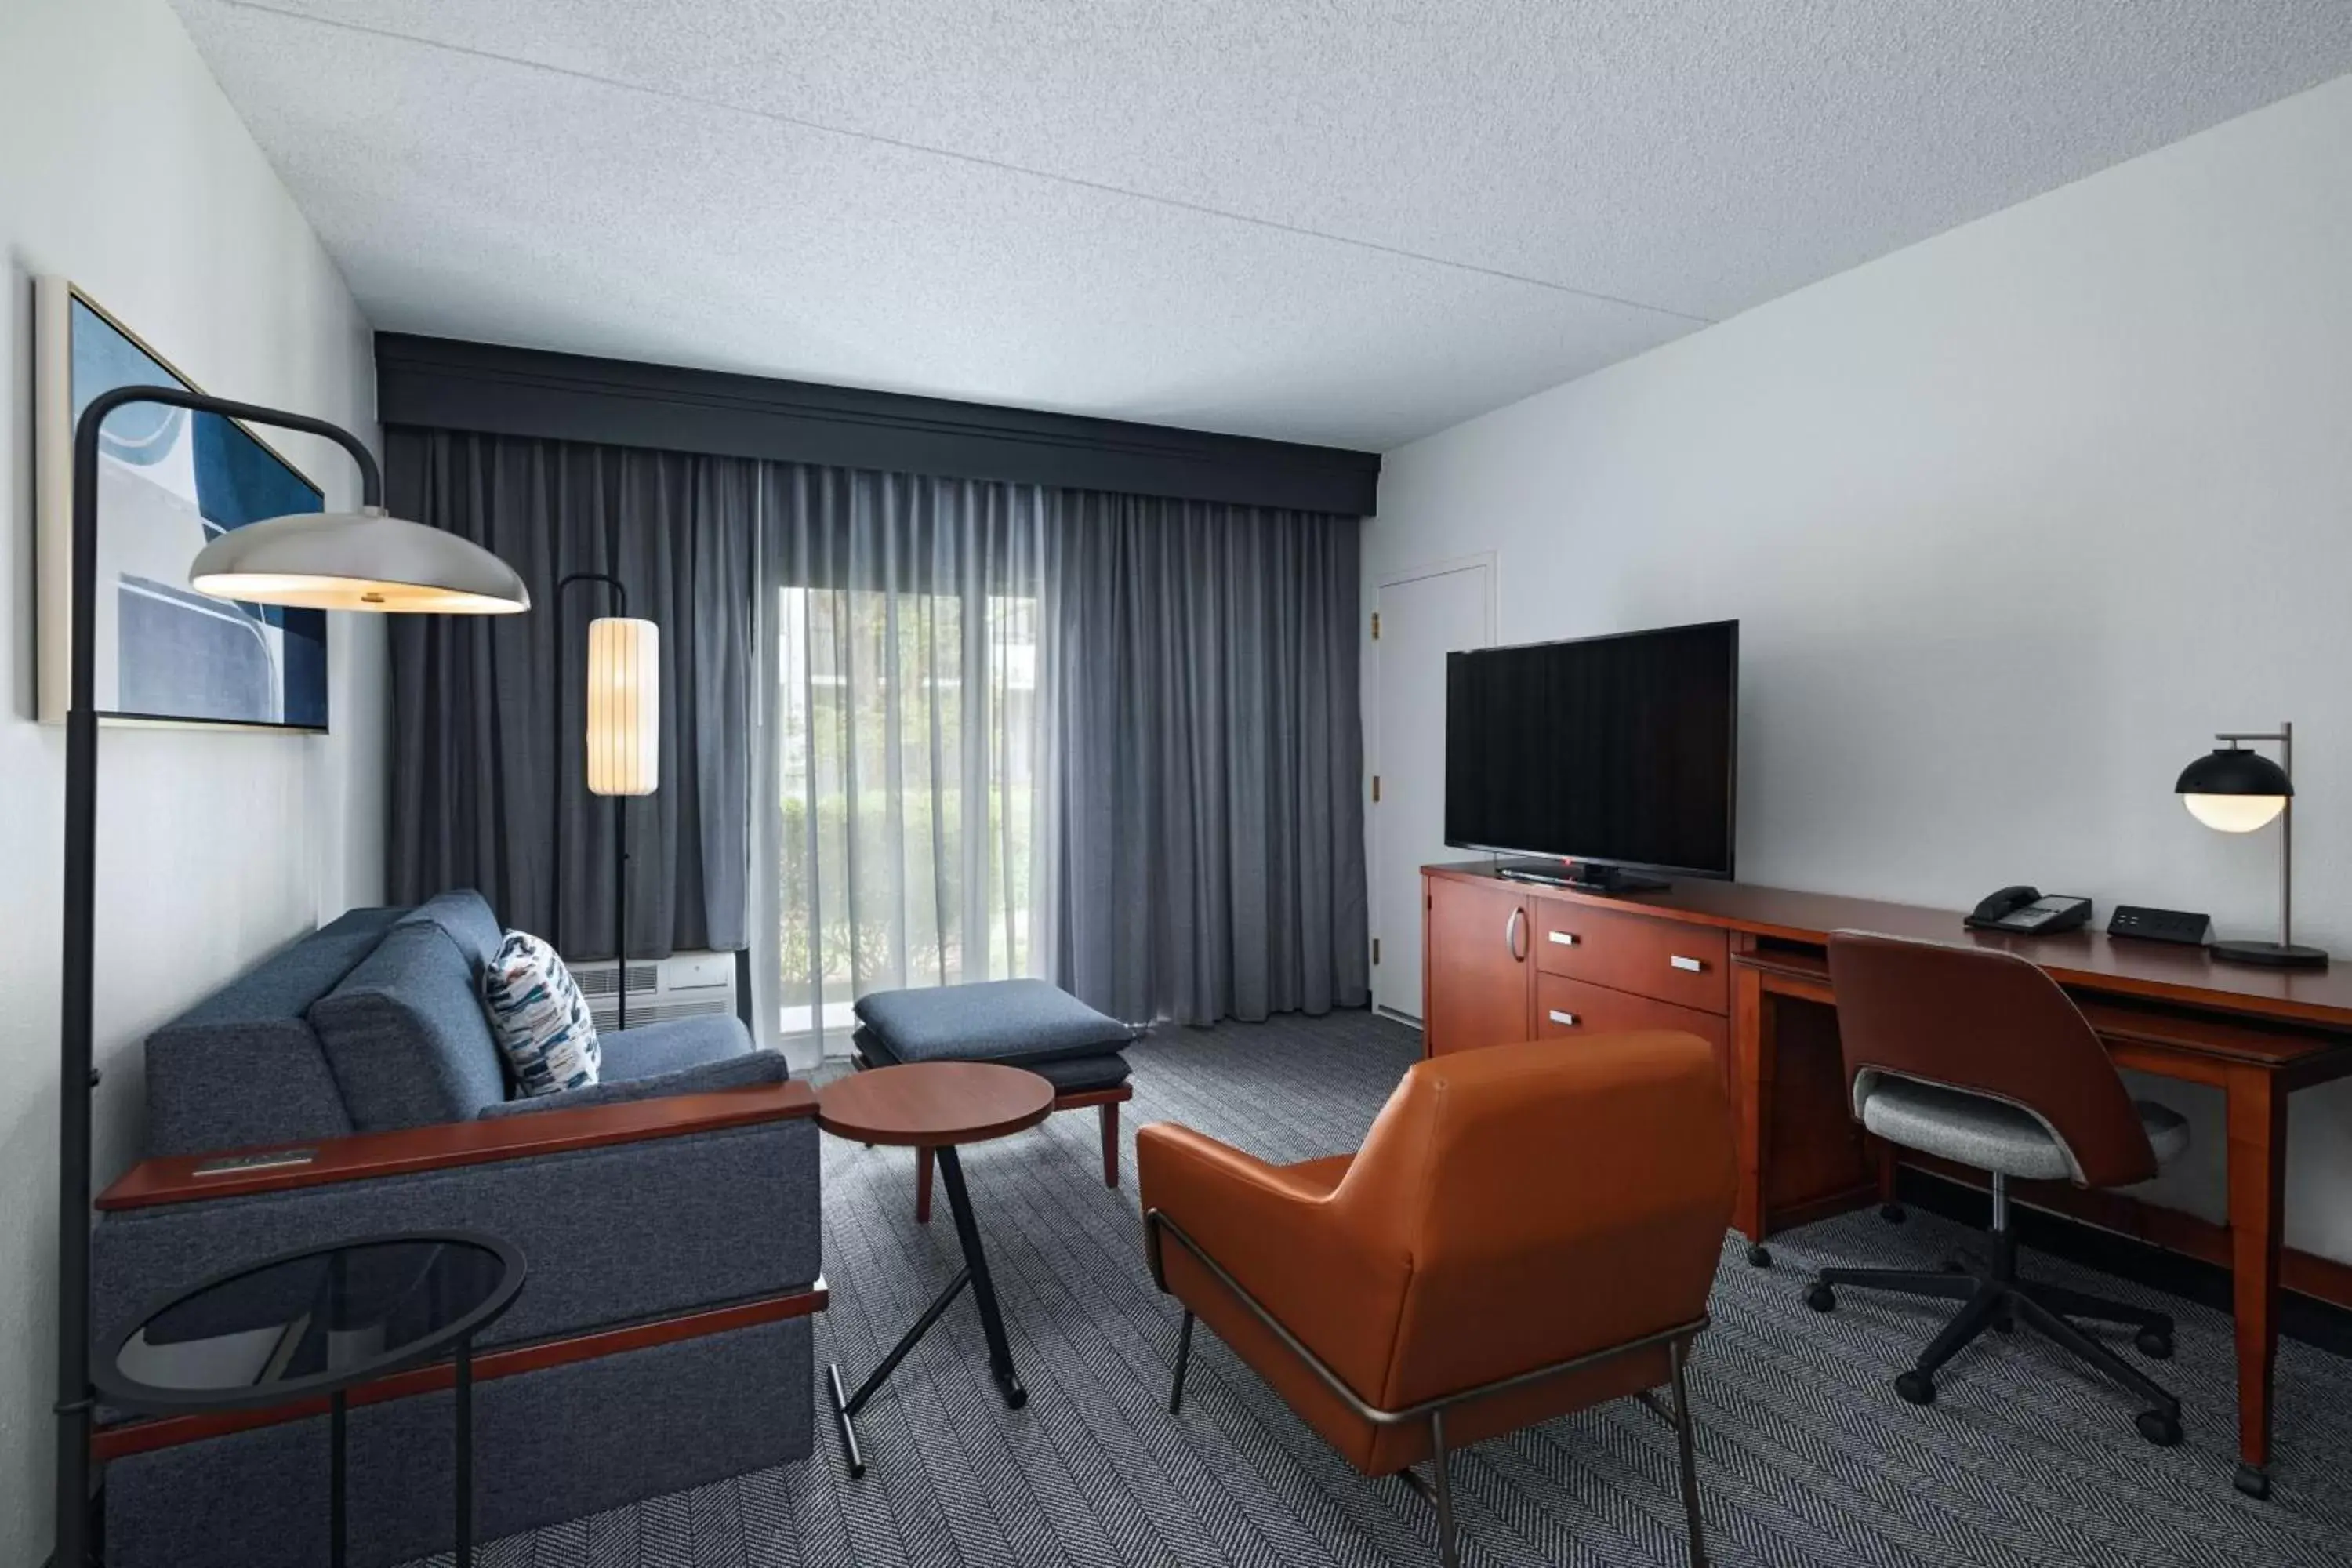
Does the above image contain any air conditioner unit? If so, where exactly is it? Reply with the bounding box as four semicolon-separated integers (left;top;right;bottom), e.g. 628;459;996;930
566;950;739;1035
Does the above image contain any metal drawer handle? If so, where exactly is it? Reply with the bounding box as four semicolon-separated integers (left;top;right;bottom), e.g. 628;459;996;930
1548;1010;1578;1027
1506;906;1527;960
1547;931;1578;946
1670;955;1706;973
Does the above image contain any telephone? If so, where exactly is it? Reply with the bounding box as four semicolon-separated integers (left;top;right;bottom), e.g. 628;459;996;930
1965;885;2093;935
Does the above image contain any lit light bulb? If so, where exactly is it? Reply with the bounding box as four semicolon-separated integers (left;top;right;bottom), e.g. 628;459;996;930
2183;793;2285;833
586;617;659;797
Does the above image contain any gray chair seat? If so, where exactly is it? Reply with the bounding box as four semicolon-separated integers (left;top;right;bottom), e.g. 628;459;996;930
1860;1075;2190;1181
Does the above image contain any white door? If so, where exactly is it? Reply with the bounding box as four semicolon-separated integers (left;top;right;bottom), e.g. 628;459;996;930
1371;558;1494;1021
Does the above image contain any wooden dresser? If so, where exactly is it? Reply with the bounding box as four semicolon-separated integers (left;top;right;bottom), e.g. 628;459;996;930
1425;867;1730;1071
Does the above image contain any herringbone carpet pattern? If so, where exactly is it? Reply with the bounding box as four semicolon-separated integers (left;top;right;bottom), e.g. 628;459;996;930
417;1010;2352;1566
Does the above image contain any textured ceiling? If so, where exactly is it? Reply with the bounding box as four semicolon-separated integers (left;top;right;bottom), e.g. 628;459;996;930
173;1;2352;449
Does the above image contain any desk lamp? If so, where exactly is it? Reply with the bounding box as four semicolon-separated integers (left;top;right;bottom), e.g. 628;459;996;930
2176;722;2328;967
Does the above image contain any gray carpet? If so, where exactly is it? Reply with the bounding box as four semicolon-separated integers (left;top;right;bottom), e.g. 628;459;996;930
424;1010;2352;1567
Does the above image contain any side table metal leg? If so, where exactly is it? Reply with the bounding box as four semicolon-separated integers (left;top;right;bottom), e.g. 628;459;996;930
455;1335;474;1568
937;1146;1025;1409
330;1389;347;1568
829;1266;972;1479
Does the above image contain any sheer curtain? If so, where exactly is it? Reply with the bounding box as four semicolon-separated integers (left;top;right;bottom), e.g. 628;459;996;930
750;465;1058;1064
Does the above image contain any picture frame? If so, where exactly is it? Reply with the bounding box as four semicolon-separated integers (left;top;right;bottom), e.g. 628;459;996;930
34;276;331;731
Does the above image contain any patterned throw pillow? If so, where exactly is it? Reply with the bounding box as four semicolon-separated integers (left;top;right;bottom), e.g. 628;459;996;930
480;930;603;1098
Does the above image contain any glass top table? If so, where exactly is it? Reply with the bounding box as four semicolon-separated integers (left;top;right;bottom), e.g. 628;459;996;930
96;1231;524;1567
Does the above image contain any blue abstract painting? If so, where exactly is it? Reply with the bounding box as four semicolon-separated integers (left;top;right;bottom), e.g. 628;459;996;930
45;285;328;728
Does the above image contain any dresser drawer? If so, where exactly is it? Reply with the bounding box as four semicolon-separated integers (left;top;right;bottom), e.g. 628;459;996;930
1534;974;1730;1087
1527;899;1730;1014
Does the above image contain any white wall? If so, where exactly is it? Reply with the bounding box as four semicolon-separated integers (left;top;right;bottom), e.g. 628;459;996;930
0;1;384;1555
1372;72;2352;1263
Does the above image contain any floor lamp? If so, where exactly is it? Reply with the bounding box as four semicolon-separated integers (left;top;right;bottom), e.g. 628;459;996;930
52;386;528;1568
554;573;659;1029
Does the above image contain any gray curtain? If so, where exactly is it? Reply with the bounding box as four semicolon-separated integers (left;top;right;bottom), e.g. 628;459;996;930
382;426;1367;1022
383;430;757;958
1050;491;1368;1025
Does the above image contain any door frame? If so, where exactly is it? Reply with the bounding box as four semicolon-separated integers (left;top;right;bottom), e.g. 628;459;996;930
1370;551;1497;1024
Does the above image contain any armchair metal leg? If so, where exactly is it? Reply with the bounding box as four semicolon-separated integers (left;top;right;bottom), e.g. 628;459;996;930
1668;1341;1709;1568
1170;1310;1195;1414
1429;1407;1459;1568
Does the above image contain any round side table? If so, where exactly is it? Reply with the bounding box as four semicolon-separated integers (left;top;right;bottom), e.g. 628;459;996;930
818;1061;1054;1476
95;1230;524;1568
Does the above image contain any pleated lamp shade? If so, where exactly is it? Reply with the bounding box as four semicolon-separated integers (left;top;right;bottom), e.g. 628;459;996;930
586;617;659;797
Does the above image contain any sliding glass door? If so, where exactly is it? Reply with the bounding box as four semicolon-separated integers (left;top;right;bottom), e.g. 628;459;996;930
757;467;1054;1059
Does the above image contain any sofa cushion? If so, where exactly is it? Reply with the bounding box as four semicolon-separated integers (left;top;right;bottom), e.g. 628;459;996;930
310;922;509;1130
394;889;505;974
855;1025;1133;1092
599;1015;753;1081
851;978;1137;1068
140;907;401;1156
480;931;603;1098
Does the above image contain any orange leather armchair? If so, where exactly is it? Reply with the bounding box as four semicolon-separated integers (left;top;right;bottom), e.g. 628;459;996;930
1139;1032;1735;1568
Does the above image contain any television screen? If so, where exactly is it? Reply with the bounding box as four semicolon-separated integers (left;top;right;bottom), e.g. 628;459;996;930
1444;620;1737;879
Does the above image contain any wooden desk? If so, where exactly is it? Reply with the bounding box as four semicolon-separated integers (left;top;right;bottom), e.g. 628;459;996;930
1420;862;2352;1497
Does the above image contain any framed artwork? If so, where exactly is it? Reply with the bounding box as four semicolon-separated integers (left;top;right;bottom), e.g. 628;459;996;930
35;277;330;730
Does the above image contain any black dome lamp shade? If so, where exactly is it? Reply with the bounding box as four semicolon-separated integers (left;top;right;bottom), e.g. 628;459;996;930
2175;724;2326;967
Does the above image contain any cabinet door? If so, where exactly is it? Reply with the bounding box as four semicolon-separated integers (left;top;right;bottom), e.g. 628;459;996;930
1422;875;1530;1055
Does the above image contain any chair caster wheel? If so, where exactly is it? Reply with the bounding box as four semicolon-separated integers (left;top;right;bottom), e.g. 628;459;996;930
1804;1283;1836;1312
2135;1409;2182;1447
1992;1312;2014;1335
1000;1374;1028;1410
1745;1243;1773;1269
2234;1464;2271;1501
2135;1327;2173;1359
1880;1202;1907;1224
1895;1371;1935;1406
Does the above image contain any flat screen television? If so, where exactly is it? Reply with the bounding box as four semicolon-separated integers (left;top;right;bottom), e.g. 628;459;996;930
1444;619;1737;887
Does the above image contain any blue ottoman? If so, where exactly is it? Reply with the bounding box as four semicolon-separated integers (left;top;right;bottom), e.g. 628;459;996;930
852;979;1138;1222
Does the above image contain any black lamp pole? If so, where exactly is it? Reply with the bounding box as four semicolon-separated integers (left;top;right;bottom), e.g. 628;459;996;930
553;572;631;1029
54;387;388;1568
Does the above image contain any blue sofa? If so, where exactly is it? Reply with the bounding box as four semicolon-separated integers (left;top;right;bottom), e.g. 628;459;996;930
92;892;820;1568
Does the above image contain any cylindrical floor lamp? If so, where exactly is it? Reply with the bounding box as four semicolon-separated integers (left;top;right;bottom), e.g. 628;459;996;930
53;385;528;1568
554;573;659;1028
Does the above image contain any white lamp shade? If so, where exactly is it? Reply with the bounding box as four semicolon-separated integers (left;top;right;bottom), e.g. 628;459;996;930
2183;792;2286;833
586;617;659;797
189;507;529;613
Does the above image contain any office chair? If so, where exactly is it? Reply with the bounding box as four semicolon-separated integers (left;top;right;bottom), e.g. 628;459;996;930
1139;1032;1733;1568
1811;931;2189;1444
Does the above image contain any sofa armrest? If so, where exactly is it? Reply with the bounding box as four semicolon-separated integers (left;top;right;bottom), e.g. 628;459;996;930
97;1080;815;1210
476;1048;786;1120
